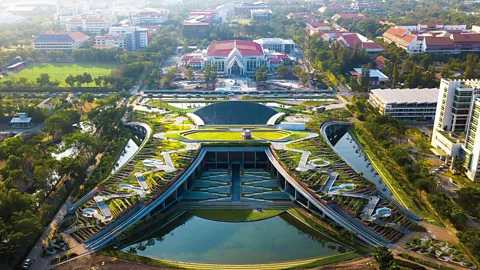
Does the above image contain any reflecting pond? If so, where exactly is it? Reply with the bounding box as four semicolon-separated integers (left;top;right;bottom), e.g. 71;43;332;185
112;138;139;174
120;212;349;264
325;124;393;197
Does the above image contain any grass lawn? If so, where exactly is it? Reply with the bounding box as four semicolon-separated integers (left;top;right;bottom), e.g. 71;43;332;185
187;208;285;222
5;63;116;87
184;130;293;141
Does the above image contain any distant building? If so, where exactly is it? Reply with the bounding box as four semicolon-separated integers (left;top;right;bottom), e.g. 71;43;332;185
66;15;114;34
33;31;89;51
234;1;268;17
180;40;293;75
254;38;296;54
94;35;126;50
318;5;349;14
9;113;34;128
286;12;317;21
183;11;214;39
106;26;149;51
331;13;365;21
337;33;383;54
369;88;439;121
431;79;480;181
250;9;272;22
129;8;170;25
350;68;389;86
6;62;24;72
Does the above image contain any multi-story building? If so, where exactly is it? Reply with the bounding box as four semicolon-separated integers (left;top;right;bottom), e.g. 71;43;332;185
253;38;296;54
104;26;149;51
182;11;215;39
129;8;170;25
94;34;126;49
66;15;114;34
180;40;292;75
33;31;89;51
431;79;480;181
369;88;439;121
350;68;389;86
54;1;89;23
383;24;480;54
250;9;272;22
337;33;384;54
234;1;268;17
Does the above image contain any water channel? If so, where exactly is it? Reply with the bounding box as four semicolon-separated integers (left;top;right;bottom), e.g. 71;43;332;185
121;212;349;264
111;138;140;174
325;124;393;197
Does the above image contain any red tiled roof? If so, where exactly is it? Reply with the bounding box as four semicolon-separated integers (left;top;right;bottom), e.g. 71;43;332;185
37;31;89;42
383;27;417;46
332;13;365;20
451;33;480;43
206;40;264;57
424;36;454;46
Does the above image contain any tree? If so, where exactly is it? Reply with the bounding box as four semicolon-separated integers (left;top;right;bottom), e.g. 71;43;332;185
373;246;398;270
36;73;51;88
80;92;94;103
276;65;290;79
65;75;76;87
391;64;398;87
360;64;371;92
43;115;70;139
82;72;93;85
94;76;103;87
185;66;194;80
75;74;85;87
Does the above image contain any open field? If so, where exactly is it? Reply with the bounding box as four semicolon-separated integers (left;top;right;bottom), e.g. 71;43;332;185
171;130;306;141
4;63;116;87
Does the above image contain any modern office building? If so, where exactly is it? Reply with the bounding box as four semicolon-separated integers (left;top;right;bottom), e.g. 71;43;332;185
129;8;170;25
94;34;126;49
253;38;296;54
369;88;439;121
106;26;149;51
33;31;89;51
431;79;480;181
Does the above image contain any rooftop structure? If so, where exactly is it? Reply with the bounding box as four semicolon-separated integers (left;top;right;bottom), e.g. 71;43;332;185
337;33;383;54
286;12;317;21
331;13;365;21
9;113;34;128
104;26;149;52
253;38;296;54
33;31;89;51
369;88;439;121
350;68;389;86
318;5;349;14
234;1;268;17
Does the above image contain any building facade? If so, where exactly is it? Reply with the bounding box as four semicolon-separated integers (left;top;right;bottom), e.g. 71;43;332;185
66;16;114;34
369;88;439;121
94;34;126;49
250;9;272;22
129;8;169;25
431;79;480;181
181;40;292;76
33;31;89;51
106;26;149;51
234;2;268;17
253;38;296;54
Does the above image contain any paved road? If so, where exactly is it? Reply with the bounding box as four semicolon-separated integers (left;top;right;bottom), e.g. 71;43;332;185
27;197;74;270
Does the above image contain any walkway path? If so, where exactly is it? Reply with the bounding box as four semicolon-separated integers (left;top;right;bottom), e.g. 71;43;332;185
271;131;319;171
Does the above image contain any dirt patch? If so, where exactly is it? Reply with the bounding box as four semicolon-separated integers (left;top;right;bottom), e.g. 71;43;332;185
54;253;176;270
316;257;375;270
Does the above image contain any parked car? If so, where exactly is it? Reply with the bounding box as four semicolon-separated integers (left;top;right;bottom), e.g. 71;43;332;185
23;259;32;269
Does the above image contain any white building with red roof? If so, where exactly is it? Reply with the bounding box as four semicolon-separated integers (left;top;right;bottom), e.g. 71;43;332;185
337;33;383;54
66;15;114;34
181;40;293;76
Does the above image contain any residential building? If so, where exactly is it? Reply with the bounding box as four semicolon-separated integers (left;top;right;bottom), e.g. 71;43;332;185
183;11;212;39
351;1;378;11
286;12;317;21
66;15;114;34
250;9;273;22
8;113;34;128
33;31;89;51
129;8;170;25
6;62;24;72
383;24;480;54
306;21;332;35
234;1;268;17
350;68;389;86
337;33;384;54
318;5;349;14
180;40;293;75
106;26;149;51
331;13;365;21
253;38;296;54
431;79;480;181
94;34;126;49
369;88;439;121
